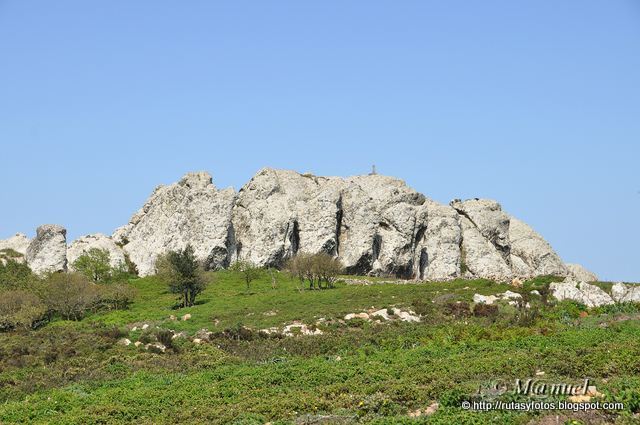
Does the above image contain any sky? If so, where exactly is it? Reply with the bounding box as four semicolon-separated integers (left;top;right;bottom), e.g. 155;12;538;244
1;1;638;281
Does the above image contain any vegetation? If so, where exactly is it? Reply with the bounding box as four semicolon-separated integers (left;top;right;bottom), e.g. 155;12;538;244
286;252;343;289
229;260;261;291
72;248;131;283
0;267;639;424
156;245;207;307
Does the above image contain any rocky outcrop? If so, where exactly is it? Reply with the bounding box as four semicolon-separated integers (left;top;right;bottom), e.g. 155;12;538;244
67;233;126;270
113;172;236;276
0;233;30;256
25;225;67;274
611;283;640;303
232;168;459;279
106;168;586;281
550;279;614;307
566;264;598;282
508;218;568;278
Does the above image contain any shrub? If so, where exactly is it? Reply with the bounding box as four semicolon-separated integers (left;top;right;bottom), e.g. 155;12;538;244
98;283;136;310
73;248;112;282
156;329;175;350
156;245;207;307
472;303;499;318
0;290;48;331
443;301;471;318
229;260;261;291
0;258;34;289
42;273;100;320
285;252;343;290
73;248;133;283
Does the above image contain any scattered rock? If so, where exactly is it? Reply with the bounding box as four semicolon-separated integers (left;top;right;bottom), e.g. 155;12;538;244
134;341;142;347
169;315;176;321
118;338;132;346
145;342;166;354
182;314;192;321
141;324;149;330
344;312;370;320
473;291;522;305
192;338;203;344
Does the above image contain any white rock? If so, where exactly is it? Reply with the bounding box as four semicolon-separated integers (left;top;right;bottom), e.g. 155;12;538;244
141;324;149;330
25;225;67;274
502;290;522;300
344;312;370;320
550;280;614;307
566;264;598;282
182;314;191;321
0;233;30;256
118;338;132;346
611;282;640;303
473;294;499;305
508;217;568;278
67;233;126;271
192;338;202;344
456;212;512;281
134;341;142;347
113;172;236;276
530;290;541;296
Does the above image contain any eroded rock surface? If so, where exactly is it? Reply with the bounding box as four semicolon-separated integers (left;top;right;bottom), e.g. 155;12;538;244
0;168;582;282
113;172;236;276
0;233;30;256
25;225;67;274
550;279;614;307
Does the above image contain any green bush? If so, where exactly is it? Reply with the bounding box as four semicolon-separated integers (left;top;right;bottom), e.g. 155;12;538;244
97;283;136;311
42;273;101;320
0;289;48;331
73;248;133;283
156;245;207;308
0;258;34;289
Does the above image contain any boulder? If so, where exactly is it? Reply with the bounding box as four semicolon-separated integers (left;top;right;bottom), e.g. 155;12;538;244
550;280;614;307
25;225;67;274
67;233;126;271
113;172;236;276
611;282;640;303
566;263;598;282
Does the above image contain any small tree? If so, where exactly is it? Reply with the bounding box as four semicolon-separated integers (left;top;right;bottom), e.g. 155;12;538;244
73;248;113;282
230;260;261;291
285;252;342;290
156;245;207;308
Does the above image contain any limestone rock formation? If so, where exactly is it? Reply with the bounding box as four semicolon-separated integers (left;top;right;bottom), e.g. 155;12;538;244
566;263;598;282
550;279;614;307
611;282;640;303
232;168;459;279
113;172;236;276
67;233;126;271
105;168;584;282
0;233;30;256
25;225;68;274
508;218;568;278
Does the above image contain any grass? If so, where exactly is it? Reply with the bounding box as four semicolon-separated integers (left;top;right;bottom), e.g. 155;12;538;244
1;272;640;424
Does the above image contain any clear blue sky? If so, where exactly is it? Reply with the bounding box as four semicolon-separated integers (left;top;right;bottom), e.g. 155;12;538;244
1;1;638;281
